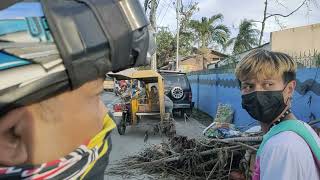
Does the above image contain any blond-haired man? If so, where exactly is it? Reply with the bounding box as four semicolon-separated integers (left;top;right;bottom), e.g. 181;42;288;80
235;49;320;180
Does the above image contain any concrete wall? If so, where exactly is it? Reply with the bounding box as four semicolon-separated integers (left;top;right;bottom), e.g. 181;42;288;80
271;23;320;57
188;68;320;130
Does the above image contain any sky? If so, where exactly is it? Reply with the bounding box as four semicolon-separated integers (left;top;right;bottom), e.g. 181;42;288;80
142;0;320;44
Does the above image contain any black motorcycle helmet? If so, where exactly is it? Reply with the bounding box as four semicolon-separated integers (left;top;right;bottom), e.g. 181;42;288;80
0;0;155;116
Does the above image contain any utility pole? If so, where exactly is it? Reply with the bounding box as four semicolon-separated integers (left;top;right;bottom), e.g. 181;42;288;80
150;0;157;71
176;0;180;71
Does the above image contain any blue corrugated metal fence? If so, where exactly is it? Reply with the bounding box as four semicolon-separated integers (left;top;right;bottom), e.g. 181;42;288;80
188;68;320;130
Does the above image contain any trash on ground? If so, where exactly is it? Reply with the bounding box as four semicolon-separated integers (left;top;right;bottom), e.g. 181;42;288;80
214;103;234;124
203;122;242;138
107;135;262;180
245;126;261;134
202;104;262;139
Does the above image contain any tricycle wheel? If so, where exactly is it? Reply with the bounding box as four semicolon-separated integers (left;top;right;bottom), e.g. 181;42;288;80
117;112;128;135
117;123;126;135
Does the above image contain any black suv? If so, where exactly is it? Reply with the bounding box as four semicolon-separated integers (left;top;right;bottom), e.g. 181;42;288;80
159;71;194;116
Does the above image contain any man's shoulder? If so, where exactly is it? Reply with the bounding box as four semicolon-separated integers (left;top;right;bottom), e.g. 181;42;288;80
263;131;310;152
263;121;320;151
261;127;317;168
260;126;320;179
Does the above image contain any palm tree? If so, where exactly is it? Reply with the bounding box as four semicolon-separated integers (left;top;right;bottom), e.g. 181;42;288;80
189;14;230;49
228;19;259;54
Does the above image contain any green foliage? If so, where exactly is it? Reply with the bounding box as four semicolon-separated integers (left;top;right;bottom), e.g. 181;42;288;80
179;32;195;56
316;54;320;67
155;1;199;63
189;14;230;49
229;19;259;54
156;29;176;67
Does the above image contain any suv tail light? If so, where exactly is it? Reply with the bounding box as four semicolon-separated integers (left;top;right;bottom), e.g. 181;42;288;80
189;92;192;102
113;104;122;112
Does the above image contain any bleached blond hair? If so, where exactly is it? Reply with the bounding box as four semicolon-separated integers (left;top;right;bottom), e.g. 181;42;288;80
235;49;297;84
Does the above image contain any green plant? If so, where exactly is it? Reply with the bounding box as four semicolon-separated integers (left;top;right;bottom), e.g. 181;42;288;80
225;19;259;54
316;54;320;67
189;14;230;49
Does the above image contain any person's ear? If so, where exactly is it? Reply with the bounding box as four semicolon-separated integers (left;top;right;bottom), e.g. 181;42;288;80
0;108;28;166
287;80;296;97
284;80;296;105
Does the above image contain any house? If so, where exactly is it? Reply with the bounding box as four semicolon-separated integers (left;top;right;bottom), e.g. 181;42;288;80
164;50;228;72
216;43;271;68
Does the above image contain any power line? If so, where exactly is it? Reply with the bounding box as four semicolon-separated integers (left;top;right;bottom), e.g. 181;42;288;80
149;0;175;27
158;0;178;26
159;0;172;25
162;0;176;10
156;0;166;20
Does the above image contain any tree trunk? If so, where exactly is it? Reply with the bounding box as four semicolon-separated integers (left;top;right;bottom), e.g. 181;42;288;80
259;21;266;46
259;0;268;46
201;35;206;49
258;0;308;46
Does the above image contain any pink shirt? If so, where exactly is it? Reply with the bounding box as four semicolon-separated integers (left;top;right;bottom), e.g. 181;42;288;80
253;123;320;180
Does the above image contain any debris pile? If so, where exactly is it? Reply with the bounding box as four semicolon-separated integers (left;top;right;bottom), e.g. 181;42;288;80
203;104;242;139
107;135;262;180
214;103;234;124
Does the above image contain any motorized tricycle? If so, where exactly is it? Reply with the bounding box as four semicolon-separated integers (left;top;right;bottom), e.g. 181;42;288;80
109;70;175;136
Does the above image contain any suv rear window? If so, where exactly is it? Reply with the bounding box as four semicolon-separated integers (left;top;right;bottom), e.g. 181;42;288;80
162;74;188;89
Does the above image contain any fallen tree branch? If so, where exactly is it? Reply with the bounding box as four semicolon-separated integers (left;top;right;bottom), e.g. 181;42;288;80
107;135;262;179
208;136;262;143
235;142;258;151
126;145;242;169
206;160;220;180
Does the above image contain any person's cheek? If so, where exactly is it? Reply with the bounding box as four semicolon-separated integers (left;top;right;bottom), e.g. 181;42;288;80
98;98;108;123
87;96;105;128
87;95;107;129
